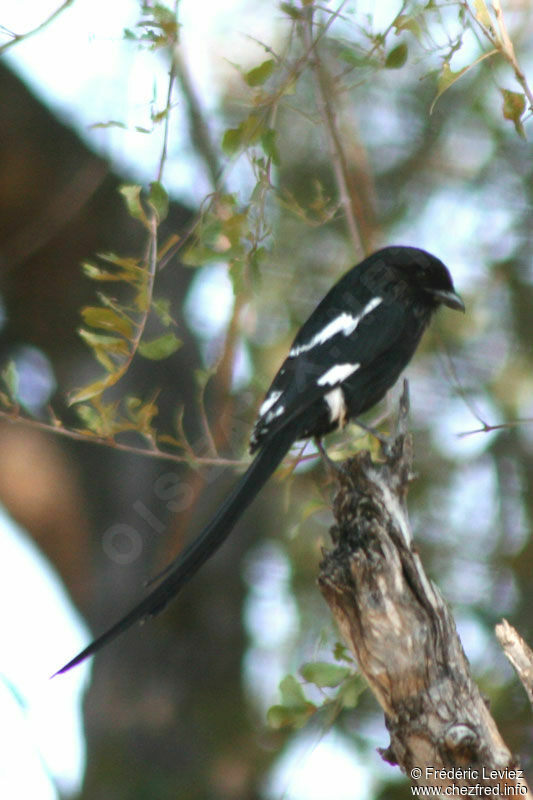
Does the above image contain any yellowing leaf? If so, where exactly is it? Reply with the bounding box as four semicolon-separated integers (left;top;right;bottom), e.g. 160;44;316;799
68;375;120;405
78;329;130;371
501;88;526;138
473;0;493;29
81;307;134;338
393;13;423;39
430;50;498;114
89;120;127;130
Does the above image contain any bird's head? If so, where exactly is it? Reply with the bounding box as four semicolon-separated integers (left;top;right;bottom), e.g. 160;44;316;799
365;246;465;314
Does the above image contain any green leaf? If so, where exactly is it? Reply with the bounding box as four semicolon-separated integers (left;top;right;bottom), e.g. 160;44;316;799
244;59;275;87
279;2;303;20
1;361;19;398
393;13;423;39
266;703;315;730
222;115;263;156
279;674;306;707
501;88;526;138
430;62;468;113
82;262;123;282
333;642;352;663
222;126;244;156
267;675;317;730
336;46;367;68
119;184;150;229
385;42;408;69
148;181;169;222
152;297;174;327
300;661;352;688
138;333;182;360
81;307;134;339
261;128;280;165
75;403;105;433
337;675;366;709
249;245;267;276
181;243;220;267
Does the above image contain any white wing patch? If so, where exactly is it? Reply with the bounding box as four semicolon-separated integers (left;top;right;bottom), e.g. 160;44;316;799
289;296;382;357
324;388;347;425
265;404;285;424
317;362;360;386
259;390;282;417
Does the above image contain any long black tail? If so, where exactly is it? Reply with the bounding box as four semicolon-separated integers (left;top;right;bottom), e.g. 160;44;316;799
54;423;299;676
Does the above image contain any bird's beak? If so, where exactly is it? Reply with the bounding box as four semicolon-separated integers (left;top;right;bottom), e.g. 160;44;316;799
428;289;465;313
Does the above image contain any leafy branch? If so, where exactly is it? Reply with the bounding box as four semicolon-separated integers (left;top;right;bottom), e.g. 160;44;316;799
459;0;532;135
0;404;245;468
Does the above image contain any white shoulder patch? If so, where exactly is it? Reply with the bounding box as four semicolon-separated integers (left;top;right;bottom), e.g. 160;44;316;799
289;296;382;357
317;362;360;386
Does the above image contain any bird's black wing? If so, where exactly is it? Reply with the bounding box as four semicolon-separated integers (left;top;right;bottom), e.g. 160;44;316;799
250;285;423;450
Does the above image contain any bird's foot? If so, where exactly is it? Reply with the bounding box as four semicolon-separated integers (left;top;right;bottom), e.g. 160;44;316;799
314;438;348;479
353;418;393;456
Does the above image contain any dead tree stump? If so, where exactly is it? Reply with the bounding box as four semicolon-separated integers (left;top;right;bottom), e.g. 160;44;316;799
318;382;531;796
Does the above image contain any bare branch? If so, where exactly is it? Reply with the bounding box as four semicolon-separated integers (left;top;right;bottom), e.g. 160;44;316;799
0;1;75;56
318;383;531;794
496;619;533;708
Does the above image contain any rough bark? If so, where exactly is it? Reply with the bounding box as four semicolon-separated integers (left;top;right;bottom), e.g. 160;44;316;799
318;382;532;796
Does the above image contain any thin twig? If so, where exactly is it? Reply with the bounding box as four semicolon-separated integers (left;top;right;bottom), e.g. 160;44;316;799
434;333;489;430
301;2;364;259
0;0;75;55
156;56;177;184
173;48;222;189
458;419;533;438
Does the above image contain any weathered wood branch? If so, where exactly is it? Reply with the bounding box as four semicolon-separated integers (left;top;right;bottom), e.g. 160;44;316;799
318;381;531;796
496;619;533;709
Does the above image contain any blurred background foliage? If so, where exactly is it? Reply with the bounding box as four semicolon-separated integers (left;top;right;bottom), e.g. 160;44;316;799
1;0;533;797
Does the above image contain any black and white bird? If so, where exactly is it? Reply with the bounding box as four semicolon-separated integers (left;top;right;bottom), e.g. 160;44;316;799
56;245;464;675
